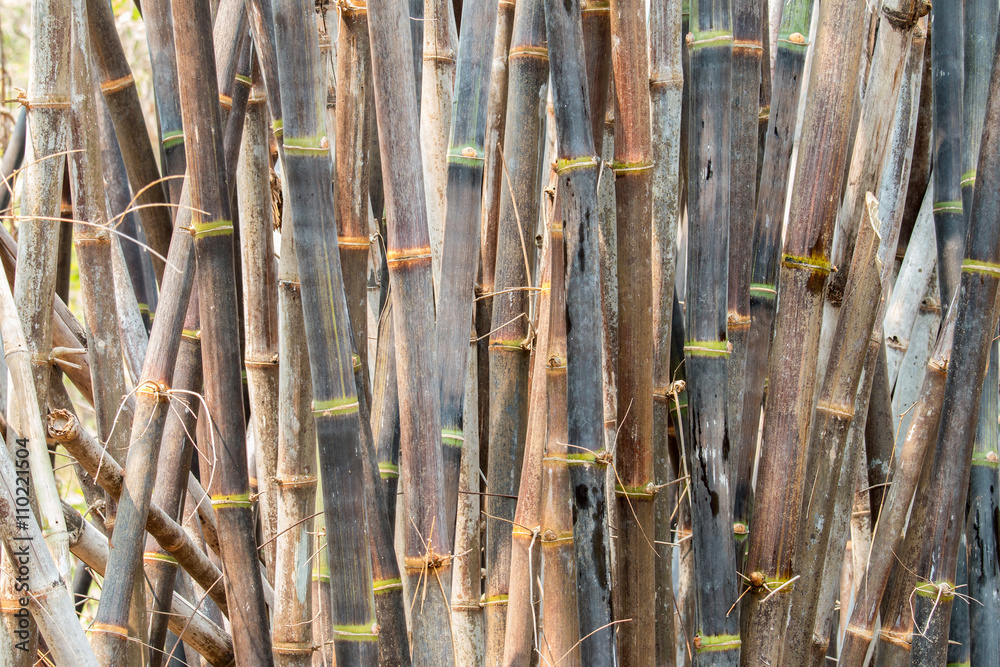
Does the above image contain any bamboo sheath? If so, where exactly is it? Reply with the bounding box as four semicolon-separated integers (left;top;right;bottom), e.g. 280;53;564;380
739;0;867;659
436;0;498;553
86;0;173;282
484;0;547;660
911;24;1000;660
368;0;455;661
272;0;378;662
649;0;682;660
733;0;814;556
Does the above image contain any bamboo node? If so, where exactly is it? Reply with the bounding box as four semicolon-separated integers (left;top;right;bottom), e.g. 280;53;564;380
275;473;317;488
210;493;253;509
786;32;807;44
882;1;931;32
99;73;135;95
442;429;465;448
218;94;233;110
727;312;751;327
480;594;509;607
914;580;955;601
311;397;360;417
610;160;654;174
378;462;399;479
961;170;977;187
547;354;566;369
732;522;748;536
190;219;234;239
932;200;963;214
373;577;402;593
90;622;130;638
781;254;834;274
136;380;170;400
961;259;1000;278
272;642;317;655
687;30;735;50
816;400;854;419
508;46;549;61
555;155;600;173
693;634;741;652
684;340;732;357
749;282;777;299
386;247;433;265
337;235;370;249
144;551;179;565
972;450;999;467
330;622;379;641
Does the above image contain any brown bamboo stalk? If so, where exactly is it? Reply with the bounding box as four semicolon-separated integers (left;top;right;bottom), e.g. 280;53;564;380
739;0;868;658
608;0;655;660
237;78;280;578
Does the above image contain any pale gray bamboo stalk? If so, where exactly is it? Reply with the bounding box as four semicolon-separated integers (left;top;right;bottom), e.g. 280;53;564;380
420;0;458;287
598;111;617;454
237;81;280;578
451;341;483;667
0;444;97;666
111;239;149;385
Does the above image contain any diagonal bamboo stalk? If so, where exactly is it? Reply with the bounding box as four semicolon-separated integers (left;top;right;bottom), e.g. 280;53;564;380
368;0;454;661
739;0;867;657
272;0;378;662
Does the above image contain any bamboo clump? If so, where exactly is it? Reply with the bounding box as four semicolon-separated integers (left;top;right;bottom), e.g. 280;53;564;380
0;0;997;663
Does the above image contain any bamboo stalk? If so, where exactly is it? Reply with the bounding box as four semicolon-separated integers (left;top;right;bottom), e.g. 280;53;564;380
142;0;186;205
608;0;655;661
535;77;579;662
649;0;682;660
483;0;547;660
0;445;98;666
0;107;26;214
272;218;318;667
433;0;497;550
237;78;280;578
86;0;174;282
739;0;867;658
931;0;965;315
335;0;373;406
910;27;1000;660
62;502;237;667
962;0;997;231
373;301;401;531
420;0;457;287
895;31;933;260
272;0;378;662
967;335;999;663
726;0;764;467
368;0;454;661
47;410;231;617
732;0;814;555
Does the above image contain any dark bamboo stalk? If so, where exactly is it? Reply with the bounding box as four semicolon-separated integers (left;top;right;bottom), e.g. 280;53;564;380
434;0;497;550
739;0;867;658
911;27;1000;660
483;0;547;660
87;0;174;282
142;0;186;205
0;107;26;214
649;0;683;660
335;0;373;407
726;0;764;470
582;0;611;157
368;0;455;661
171;0;272;663
967;335;1000;663
897;35;934;260
962;0;997;232
931;0;965;315
272;0;378;661
732;0;814;557
272;199;318;667
609;0;655;661
237;79;280;578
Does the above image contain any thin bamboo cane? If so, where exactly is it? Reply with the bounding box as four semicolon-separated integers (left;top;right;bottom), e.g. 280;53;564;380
536;120;579;667
143;0;186;205
272;221;318;667
61;502;237;667
245;0;282;125
237;79;279;578
962;0;997;232
368;0;455;661
272;0;378;661
582;1;610;158
649;0;682;661
739;0;867;658
335;0;373;408
373;301;401;530
896;33;933;259
726;0;764;467
947;533;971;664
910;30;1000;661
732;0;814;556
0;446;98;666
55;176;72;304
171;1;273;662
608;0;655;660
482;0;547;660
435;0;497;551
0;107;26;214
144;298;202;667
502;195;551;666
780;196;884;663
931;0;965;316
421;0;457;287
86;0;173;282
597;87;618;463
47;410;230;616
477;0;517;470
966;335;999;663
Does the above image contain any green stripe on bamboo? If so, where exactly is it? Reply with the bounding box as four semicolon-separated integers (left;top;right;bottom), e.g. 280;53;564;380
378;462;399;478
610;159;654;173
190;220;234;238
446;144;486;166
961;170;977;187
684;340;732;357
615;483;655;499
781;253;834;273
915;581;956;601
143;552;179;564
373;578;403;594
972;450;999;467
694;633;742;653
933;200;963;213
441;428;464;448
749;282;777;299
687;30;735;51
272;118;283;137
235;74;252;86
555;155;600;173
775;31;810;52
211;493;253;508
961;259;1000;277
283;134;330;156
481;594;509;606
311;397;360;416
331;623;379;641
161;131;185;148
181;328;201;340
